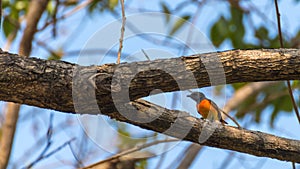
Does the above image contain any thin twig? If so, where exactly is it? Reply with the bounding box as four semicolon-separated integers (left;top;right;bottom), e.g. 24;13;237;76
141;49;151;61
292;162;296;169
176;144;202;169
111;10;187;50
39;0;93;31
274;0;284;47
23;113;54;169
14;117;75;168
52;0;60;38
154;144;167;169
251;158;267;169
181;0;206;55
82;139;179;169
40;138;76;161
274;0;300;124
24;135;75;169
217;151;235;169
69;140;84;167
117;0;126;64
286;81;300;123
24;138;76;169
166;145;188;169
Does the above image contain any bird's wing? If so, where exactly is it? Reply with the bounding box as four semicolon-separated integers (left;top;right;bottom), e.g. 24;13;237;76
208;99;223;120
206;99;222;121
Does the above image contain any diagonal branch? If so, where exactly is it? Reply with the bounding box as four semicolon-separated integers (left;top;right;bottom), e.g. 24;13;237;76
125;99;300;163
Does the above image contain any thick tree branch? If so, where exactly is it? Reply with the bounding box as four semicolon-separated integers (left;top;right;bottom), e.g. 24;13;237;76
0;49;300;162
0;48;300;113
128;100;300;163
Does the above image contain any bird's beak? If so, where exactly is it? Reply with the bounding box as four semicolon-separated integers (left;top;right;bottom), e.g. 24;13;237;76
187;94;192;98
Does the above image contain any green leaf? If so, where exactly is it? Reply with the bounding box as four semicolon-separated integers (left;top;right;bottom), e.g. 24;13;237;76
108;0;118;10
3;16;17;39
46;1;54;15
169;15;190;36
279;95;293;112
136;159;148;169
2;0;11;8
88;0;102;13
161;2;171;23
228;7;245;48
230;6;243;23
210;16;229;47
47;49;64;60
87;0;115;13
255;26;269;40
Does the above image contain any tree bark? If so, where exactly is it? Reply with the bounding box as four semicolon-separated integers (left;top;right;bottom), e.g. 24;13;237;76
0;48;300;162
0;48;300;113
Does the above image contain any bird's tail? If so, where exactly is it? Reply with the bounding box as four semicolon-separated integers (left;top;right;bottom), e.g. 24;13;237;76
219;109;241;128
220;118;228;124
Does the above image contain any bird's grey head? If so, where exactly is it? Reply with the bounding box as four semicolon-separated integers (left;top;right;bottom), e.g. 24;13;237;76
187;92;206;103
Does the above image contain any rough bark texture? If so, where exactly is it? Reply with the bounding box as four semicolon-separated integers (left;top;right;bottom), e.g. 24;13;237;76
130;100;300;163
1;48;300;113
0;49;300;162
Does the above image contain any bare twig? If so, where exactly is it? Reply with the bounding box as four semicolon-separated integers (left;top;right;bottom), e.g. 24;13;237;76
166;145;187;169
292;162;296;169
141;49;151;61
14;117;75;168
154;143;167;169
69;140;84;168
274;0;284;47
217;151;235;169
42;138;75;159
0;103;20;169
82;139;179;169
117;0;126;64
274;0;300;124
251;159;267;169
24;138;76;169
181;0;206;55
176;144;202;169
23;113;54;169
22;113;76;168
39;0;93;31
111;11;187;50
52;0;60;38
286;81;300;123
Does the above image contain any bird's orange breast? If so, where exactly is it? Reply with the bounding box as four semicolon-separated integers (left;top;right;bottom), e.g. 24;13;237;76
197;99;212;118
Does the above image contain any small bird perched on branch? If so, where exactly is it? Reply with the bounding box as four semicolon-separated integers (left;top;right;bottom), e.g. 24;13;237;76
187;92;241;128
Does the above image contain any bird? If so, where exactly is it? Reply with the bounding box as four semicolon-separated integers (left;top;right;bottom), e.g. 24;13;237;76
187;92;241;128
187;92;228;124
